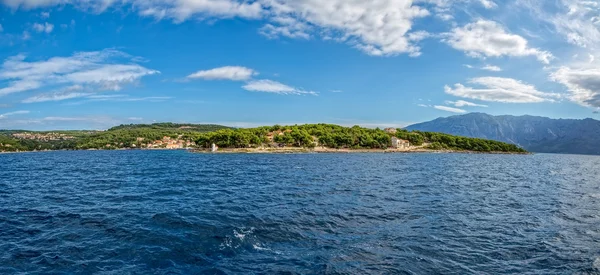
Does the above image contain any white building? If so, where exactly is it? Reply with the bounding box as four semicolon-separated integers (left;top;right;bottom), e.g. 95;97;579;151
391;137;410;149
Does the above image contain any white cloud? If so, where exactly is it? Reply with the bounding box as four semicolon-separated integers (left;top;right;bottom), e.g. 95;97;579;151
187;66;257;81
479;0;496;9
242;79;317;95
2;0;432;57
22;85;87;103
0;110;30;119
137;0;263;22
434;105;467;113
0;49;159;97
463;64;474;69
443;19;554;64
22;31;31;40
551;66;600;108
40;11;50;18
445;99;488;107
259;19;311;40
32;22;54;33
263;0;430;57
481;65;502;72
0;114;131;130
521;0;600;49
445;77;561;103
416;0;497;22
2;0;65;9
65;95;172;105
0;80;40;96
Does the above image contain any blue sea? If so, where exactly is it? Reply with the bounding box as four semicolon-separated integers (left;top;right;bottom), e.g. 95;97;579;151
1;150;599;274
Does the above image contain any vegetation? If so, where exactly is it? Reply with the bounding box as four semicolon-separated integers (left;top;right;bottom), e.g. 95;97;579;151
193;124;526;153
0;123;527;153
107;123;228;132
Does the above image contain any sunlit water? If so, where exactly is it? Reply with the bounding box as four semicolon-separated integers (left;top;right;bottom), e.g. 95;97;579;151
1;151;599;274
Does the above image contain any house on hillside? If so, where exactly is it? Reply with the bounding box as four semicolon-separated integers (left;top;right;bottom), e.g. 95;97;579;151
391;137;410;149
384;128;397;134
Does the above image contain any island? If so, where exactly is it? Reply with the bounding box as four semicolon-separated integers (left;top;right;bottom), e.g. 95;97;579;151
0;123;527;154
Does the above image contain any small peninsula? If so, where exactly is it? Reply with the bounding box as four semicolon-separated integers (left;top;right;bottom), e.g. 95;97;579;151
0;123;527;154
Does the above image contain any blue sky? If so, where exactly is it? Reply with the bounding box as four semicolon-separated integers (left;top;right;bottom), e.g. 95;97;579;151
1;0;600;130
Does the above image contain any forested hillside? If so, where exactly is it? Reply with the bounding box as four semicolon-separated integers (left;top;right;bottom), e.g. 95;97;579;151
1;123;525;153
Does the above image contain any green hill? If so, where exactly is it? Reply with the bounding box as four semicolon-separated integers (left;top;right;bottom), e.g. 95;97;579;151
0;123;526;153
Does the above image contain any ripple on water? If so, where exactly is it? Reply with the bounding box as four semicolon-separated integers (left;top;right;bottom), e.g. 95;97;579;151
0;151;599;274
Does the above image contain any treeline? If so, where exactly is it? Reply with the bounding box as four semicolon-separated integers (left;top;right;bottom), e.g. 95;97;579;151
77;129;200;149
78;123;229;149
194;124;526;153
0;135;26;152
0;123;526;153
195;124;393;149
108;123;229;132
409;131;526;152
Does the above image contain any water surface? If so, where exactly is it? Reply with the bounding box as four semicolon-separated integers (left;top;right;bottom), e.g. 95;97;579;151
1;151;599;274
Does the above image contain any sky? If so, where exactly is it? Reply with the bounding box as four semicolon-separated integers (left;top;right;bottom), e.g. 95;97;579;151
1;0;600;130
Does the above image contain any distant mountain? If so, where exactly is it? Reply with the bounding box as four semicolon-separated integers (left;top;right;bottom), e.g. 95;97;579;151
405;113;600;155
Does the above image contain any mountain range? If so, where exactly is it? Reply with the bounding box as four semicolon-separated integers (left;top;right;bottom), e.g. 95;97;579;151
406;113;600;155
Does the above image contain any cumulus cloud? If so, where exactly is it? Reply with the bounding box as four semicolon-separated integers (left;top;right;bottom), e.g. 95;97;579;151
443;19;554;64
32;22;54;33
0;49;159;97
445;77;561;103
551;66;600;108
445;100;488;107
242;79;316;95
187;66;257;81
263;0;430;56
434;105;467;113
1;0;432;57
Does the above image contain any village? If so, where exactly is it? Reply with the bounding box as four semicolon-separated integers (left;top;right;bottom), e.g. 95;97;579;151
12;132;76;141
138;136;196;149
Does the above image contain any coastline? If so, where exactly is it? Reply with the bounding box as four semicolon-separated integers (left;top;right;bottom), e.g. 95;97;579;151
0;147;531;155
190;147;531;155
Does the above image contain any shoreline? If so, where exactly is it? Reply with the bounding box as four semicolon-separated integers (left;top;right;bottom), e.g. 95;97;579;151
190;147;531;155
0;147;531;155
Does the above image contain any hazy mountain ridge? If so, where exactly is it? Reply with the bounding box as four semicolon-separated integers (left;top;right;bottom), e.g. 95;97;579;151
406;113;600;155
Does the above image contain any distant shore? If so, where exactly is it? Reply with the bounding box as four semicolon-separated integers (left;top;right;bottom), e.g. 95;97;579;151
190;147;531;155
0;147;531;155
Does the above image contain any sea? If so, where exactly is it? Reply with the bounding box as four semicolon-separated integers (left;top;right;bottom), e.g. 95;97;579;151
0;150;599;274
